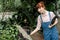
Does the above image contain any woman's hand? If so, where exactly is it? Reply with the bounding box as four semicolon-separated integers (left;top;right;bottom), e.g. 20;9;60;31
49;25;53;28
29;28;39;36
30;31;36;36
30;32;33;36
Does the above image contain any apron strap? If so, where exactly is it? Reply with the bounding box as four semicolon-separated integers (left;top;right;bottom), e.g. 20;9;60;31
49;12;52;21
40;15;43;23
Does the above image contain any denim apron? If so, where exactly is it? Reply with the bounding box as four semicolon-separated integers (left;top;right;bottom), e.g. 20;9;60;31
40;12;59;40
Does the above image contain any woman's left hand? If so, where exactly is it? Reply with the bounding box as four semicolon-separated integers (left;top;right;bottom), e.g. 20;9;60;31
49;25;52;28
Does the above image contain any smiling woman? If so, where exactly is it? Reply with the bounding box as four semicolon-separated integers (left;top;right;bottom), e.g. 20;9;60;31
30;1;59;40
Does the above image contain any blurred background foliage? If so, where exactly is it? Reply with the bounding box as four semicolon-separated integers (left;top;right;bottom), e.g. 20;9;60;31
0;0;59;40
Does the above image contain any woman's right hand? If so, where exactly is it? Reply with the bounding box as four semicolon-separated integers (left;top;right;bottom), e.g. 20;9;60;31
30;28;39;36
30;32;34;36
30;33;32;36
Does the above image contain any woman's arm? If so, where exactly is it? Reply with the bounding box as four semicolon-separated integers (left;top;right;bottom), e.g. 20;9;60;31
49;18;58;28
30;15;41;35
49;12;58;28
51;18;58;26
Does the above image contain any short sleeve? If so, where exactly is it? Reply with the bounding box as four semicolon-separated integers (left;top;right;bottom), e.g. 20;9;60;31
36;15;41;30
50;11;58;23
50;12;56;20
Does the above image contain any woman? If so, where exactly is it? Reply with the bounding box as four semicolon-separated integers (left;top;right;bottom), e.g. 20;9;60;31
30;1;59;40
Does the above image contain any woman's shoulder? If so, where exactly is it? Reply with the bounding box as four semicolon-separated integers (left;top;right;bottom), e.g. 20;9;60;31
45;11;54;15
38;15;41;19
50;11;55;16
47;11;55;16
47;11;53;13
48;11;55;19
48;11;54;14
37;15;42;22
37;15;41;20
38;15;40;17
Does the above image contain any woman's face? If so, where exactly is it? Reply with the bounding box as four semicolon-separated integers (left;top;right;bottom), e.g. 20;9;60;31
37;7;45;14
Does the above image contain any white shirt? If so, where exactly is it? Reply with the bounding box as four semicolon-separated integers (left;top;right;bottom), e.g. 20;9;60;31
36;11;57;30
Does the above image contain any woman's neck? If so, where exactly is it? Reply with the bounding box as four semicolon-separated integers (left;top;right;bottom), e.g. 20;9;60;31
41;10;48;16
